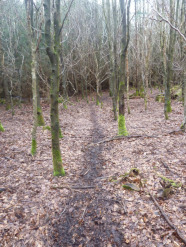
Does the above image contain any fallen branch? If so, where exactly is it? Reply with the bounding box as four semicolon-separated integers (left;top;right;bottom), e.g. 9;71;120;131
51;185;95;190
149;192;186;245
89;129;184;145
91;134;158;145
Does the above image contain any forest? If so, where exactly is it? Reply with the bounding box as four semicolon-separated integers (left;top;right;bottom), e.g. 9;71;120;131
0;0;185;246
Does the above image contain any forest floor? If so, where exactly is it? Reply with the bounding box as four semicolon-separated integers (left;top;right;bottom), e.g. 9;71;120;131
0;90;186;247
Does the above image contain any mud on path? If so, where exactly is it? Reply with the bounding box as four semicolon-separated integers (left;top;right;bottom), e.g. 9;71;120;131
0;90;185;246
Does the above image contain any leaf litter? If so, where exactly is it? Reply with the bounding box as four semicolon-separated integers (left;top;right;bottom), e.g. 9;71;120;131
0;90;185;246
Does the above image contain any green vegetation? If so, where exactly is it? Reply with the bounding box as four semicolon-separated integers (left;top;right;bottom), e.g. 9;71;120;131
31;139;37;156
0;121;5;132
52;149;65;176
43;125;51;131
37;107;45;126
118;114;128;136
59;128;63;138
159;174;182;188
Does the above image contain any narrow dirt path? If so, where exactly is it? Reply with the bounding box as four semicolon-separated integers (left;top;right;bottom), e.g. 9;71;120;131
49;103;128;246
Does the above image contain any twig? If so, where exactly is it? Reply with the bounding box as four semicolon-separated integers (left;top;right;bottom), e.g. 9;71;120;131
89;129;184;145
149;192;186;245
51;185;95;190
91;134;159;145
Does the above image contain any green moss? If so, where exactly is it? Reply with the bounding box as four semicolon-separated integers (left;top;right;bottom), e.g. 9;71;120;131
101;102;103;108
118;114;128;136
59;128;63;138
52;149;65;176
119;81;124;91
135;90;139;96
96;99;100;106
159;174;182;188
0;122;5;132
155;94;165;103
43;125;51;131
37;107;45;126
31;139;37;156
167;100;172;112
64;104;67;109
58;97;63;103
0;98;6;104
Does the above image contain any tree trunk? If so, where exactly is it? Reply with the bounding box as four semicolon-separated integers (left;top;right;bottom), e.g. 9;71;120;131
37;77;45;126
126;50;130;114
164;0;179;119
44;0;65;176
25;0;38;155
135;0;140;95
118;0;130;136
112;0;118;120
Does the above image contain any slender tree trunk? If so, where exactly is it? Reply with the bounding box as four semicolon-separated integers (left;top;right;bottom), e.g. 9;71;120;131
44;0;65;176
36;77;45;126
25;0;38;155
112;0;118;120
126;50;130;114
164;0;179;119
135;0;139;95
181;0;186;130
182;75;186;130
30;41;38;155
118;0;131;136
103;0;117;119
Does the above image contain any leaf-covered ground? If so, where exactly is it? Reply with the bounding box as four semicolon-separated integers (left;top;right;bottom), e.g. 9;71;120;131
0;90;185;247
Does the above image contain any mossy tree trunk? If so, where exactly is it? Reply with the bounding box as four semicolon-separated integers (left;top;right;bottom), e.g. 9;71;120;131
25;0;38;156
180;0;185;102
118;0;131;136
36;78;45;126
112;0;118;120
102;0;117;119
135;0;140;96
183;74;186;130
44;0;65;176
126;50;130;114
164;0;179;119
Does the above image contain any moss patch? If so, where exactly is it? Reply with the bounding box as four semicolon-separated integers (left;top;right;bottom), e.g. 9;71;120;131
155;94;165;103
31;139;37;156
118;114;128;136
59;128;63;138
43;125;51;131
167;100;172;113
37;107;45;126
0;122;5;132
52;149;65;176
159;174;182;188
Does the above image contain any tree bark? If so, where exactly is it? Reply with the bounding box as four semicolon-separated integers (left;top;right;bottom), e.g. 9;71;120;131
44;0;65;176
25;0;38;155
118;0;131;136
164;0;179;119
